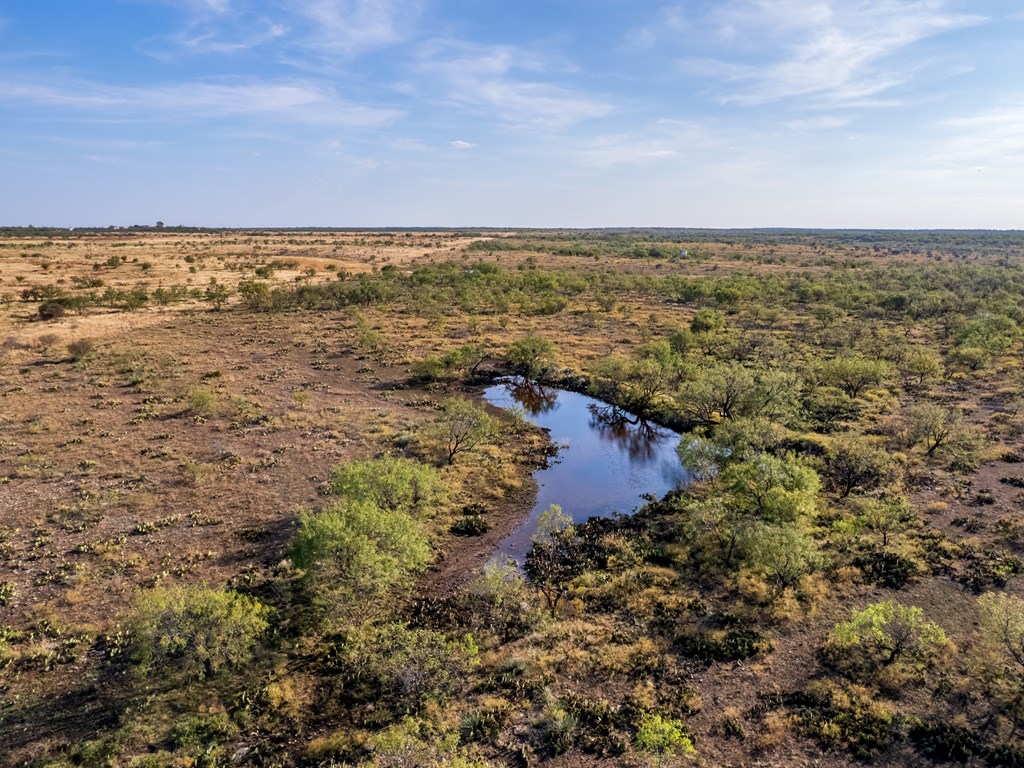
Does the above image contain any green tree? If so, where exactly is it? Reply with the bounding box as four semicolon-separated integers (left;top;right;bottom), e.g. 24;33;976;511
743;524;825;601
858;496;917;550
128;585;271;679
818;355;892;399
824;435;899;498
434;397;497;465
828;601;948;673
506;334;558;379
901;403;974;457
524;505;582;616
292;500;431;619
720;453;821;524
329;456;445;517
203;279;231;311
979;591;1024;671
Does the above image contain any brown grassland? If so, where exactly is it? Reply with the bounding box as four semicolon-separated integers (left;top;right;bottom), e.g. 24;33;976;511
3;228;1024;767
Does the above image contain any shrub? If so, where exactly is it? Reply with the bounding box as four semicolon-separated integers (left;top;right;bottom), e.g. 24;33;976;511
128;585;271;679
451;515;489;536
292;500;431;618
825;601;948;678
635;713;694;759
329;456;445;517
67;339;95;361
38;301;66;321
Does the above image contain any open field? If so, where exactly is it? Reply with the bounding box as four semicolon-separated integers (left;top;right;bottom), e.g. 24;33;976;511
4;228;1024;767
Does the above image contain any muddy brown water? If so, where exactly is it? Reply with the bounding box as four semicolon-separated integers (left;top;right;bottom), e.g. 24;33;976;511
483;378;690;564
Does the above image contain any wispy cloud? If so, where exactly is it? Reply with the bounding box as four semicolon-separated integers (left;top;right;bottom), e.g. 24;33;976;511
141;19;288;58
449;140;476;149
575;120;726;168
933;100;1024;167
143;0;417;59
0;76;402;127
417;40;612;129
668;1;987;106
289;0;421;55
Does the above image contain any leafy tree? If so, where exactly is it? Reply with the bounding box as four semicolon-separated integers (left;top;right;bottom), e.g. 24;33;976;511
743;524;825;601
899;349;943;390
947;345;991;372
979;592;1024;671
824;435;899;498
329;456;445;517
901;403;973;457
818;355;892;399
958;312;1018;354
292;500;431;618
828;601;948;673
857;496;917;550
409;343;487;382
588;350;677;417
128;585;271;679
434;397;497;465
203;279;231;311
677;361;755;423
524;505;582;616
720;453;821;524
506;334;558;379
677;362;799;425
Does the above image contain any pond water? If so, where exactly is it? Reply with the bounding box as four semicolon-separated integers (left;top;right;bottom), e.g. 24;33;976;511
483;378;690;564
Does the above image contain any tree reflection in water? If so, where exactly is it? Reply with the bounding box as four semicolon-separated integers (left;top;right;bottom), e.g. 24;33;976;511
506;378;559;416
587;402;663;463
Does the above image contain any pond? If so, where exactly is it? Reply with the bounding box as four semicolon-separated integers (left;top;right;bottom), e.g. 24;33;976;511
483;378;690;564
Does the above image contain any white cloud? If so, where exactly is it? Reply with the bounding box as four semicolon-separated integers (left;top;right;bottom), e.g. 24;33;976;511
671;1;987;106
417;40;612;129
575;120;730;168
289;0;421;55
784;115;853;131
934;100;1024;167
0;76;402;127
449;140;476;149
142;19;288;58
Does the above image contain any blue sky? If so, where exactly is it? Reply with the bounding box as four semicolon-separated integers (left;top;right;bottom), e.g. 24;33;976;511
1;0;1022;227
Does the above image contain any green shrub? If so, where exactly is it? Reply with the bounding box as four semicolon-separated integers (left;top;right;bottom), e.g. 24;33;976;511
292;500;431;618
451;515;489;536
635;713;694;759
825;601;948;679
128;585;271;679
329;456;445;517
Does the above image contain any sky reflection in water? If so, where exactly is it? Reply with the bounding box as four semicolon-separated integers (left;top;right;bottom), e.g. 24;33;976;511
483;379;689;564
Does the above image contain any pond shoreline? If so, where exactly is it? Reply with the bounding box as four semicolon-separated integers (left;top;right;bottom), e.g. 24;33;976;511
481;376;690;564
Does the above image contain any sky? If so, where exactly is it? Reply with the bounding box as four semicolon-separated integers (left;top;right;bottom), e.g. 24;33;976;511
0;0;1022;228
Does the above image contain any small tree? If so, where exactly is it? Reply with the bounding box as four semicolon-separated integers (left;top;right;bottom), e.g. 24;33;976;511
434;397;496;465
827;601;948;676
901;403;973;457
825;435;899;498
506;334;558;379
128;585;270;680
743;524;825;601
292;500;431;618
819;355;892;399
524;505;582;616
858;496;916;550
203;279;231;311
978;591;1024;671
329;456;445;517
